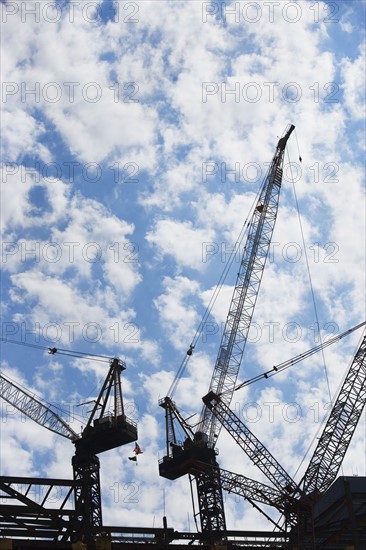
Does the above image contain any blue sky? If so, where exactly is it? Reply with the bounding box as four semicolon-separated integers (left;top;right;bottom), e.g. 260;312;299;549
1;0;365;532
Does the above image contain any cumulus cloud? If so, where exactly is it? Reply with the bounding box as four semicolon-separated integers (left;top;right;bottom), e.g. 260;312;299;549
1;0;365;536
341;45;366;120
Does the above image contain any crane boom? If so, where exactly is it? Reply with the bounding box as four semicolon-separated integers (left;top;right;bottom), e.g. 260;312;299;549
159;126;295;540
199;124;295;445
302;333;366;495
190;463;288;513
202;391;300;496
0;373;79;441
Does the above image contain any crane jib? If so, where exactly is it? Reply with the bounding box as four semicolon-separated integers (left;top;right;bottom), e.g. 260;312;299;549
276;124;295;152
199;125;295;444
159;125;296;541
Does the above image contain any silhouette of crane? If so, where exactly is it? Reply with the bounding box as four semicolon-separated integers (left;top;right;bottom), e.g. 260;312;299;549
159;125;295;541
0;357;137;545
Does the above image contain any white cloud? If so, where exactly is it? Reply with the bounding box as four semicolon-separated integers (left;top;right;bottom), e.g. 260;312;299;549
1;1;158;166
0;109;51;163
146;219;216;271
1;0;365;537
341;45;366;120
153;275;201;351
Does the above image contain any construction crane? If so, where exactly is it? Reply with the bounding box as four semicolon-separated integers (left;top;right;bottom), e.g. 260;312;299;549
203;331;366;547
0;357;137;544
159;124;295;540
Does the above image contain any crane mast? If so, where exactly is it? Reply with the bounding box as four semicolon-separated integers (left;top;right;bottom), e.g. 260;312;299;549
159;125;295;541
199;124;295;446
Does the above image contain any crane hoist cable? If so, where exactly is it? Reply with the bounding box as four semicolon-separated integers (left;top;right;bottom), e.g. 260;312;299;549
0;337;112;362
294;128;302;163
286;146;333;407
231;320;365;391
167;175;273;398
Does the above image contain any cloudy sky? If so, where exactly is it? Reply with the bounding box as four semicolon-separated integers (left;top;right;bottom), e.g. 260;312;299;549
1;0;365;535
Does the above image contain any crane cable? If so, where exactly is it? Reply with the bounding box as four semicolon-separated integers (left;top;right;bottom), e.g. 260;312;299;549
231;320;365;391
286;145;333;408
0;337;112;363
167;174;270;398
167;212;253;397
0;338;123;415
188;474;200;533
294;127;302;163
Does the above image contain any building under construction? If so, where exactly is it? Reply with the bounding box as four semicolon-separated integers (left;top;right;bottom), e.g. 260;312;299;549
1;126;365;549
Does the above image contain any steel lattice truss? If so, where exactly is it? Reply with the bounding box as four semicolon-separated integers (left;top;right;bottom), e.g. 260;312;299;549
159;126;295;541
219;467;286;512
195;127;294;541
0;476;76;540
202;330;366;543
195;462;227;535
72;453;102;539
190;462;293;520
0;374;78;441
302;334;366;495
199;158;287;446
203;391;300;496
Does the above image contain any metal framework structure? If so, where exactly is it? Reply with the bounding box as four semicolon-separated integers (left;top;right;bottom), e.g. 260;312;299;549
0;476;76;540
0;375;79;441
159;125;295;540
302;334;366;495
1;125;365;548
198;127;295;443
202;391;300;496
0;358;137;544
203;332;366;548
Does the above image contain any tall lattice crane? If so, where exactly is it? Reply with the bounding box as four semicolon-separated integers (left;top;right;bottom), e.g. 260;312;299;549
203;331;366;547
159;124;295;540
0;357;137;543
